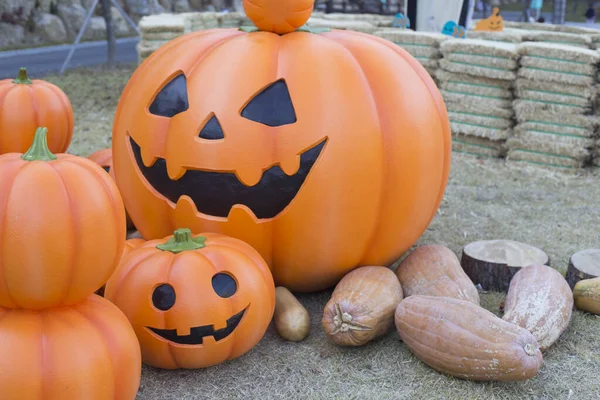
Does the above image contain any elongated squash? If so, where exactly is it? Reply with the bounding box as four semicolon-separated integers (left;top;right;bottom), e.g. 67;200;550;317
274;287;310;342
395;296;543;381
573;277;600;314
322;266;402;346
396;245;480;304
503;265;572;352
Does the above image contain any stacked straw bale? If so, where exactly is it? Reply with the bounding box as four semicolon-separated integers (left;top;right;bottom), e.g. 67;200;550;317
507;43;600;169
438;39;520;157
372;29;448;76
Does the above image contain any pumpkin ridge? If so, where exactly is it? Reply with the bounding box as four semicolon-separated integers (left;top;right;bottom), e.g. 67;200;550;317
401;305;520;353
186;31;247;78
72;303;118;397
361;32;451;225
46;161;78;307
63;157;125;277
399;314;512;364
40;311;48;400
37;81;74;151
0;163;31;308
163;251;180;368
106;249;158;301
314;34;385;261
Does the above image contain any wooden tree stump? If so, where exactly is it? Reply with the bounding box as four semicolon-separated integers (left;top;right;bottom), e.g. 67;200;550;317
461;240;549;292
566;249;600;289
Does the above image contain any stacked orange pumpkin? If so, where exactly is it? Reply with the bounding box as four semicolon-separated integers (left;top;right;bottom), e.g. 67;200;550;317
0;128;141;399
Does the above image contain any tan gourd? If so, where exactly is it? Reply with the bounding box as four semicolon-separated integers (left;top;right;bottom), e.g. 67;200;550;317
274;287;310;342
395;295;543;381
573;276;600;314
503;265;572;352
322;266;403;346
396;245;479;304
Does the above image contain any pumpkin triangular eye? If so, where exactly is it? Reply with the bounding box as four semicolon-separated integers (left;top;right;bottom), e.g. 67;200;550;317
149;73;189;118
198;115;225;140
241;79;297;127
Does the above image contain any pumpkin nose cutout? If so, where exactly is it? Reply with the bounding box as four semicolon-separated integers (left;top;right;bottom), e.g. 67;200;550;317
198;115;225;140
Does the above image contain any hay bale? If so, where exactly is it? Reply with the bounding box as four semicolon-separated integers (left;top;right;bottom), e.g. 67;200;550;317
398;46;441;59
514;123;596;144
439;59;517;81
507;136;590;160
506;148;587;169
306;17;376;33
416;58;439;69
518;30;592;48
520;56;597;76
142;31;184;41
442;90;513;109
452;134;506;157
445;52;519;71
502;21;600;35
514;79;596;110
446;102;514;140
512;127;595;152
514;100;600;128
466;30;523;44
440;39;519;60
517;67;595;87
372;29;449;46
435;69;514;91
139;13;186;34
518;42;600;64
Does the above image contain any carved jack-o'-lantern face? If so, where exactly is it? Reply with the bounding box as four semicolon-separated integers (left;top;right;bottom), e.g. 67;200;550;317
111;1;451;293
104;229;275;369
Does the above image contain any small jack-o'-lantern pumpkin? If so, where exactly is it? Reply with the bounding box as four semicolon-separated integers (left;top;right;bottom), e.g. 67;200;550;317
0;128;126;309
111;0;451;292
0;295;141;399
0;68;73;154
104;229;275;369
88;148;135;230
474;7;504;32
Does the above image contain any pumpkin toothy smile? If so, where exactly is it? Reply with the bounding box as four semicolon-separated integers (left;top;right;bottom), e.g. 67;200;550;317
147;307;247;345
129;136;327;219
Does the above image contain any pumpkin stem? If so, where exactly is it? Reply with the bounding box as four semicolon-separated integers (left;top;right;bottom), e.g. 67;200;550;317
330;302;374;334
12;67;32;84
156;228;206;253
21;128;57;161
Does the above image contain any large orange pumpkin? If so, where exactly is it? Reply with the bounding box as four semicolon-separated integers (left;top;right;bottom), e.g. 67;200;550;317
104;228;275;369
0;127;126;309
88;148;135;229
111;0;451;292
0;68;73;154
0;295;141;399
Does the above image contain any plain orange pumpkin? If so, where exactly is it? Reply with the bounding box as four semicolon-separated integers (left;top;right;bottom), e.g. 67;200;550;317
0;295;141;399
88;148;135;229
0;68;73;154
111;0;451;292
0;127;126;309
104;229;275;369
242;0;315;34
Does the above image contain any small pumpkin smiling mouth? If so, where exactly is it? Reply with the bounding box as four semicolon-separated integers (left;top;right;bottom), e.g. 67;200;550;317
147;307;247;345
128;136;327;219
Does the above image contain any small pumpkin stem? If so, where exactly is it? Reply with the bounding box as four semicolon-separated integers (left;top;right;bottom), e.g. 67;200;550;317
156;228;207;253
12;67;32;84
330;302;374;334
523;343;537;356
21;128;57;161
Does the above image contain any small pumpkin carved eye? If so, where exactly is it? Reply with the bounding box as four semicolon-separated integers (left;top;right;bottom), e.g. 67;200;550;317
101;166;110;173
198;115;225;140
152;283;176;311
212;273;237;298
149;73;189;118
241;79;297;127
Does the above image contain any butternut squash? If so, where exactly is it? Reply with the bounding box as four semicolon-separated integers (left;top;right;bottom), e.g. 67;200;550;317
503;265;572;352
274;287;310;341
322;266;402;346
396;245;479;304
395;295;543;381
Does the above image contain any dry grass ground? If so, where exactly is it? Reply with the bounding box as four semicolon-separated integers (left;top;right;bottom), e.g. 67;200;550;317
45;65;600;400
